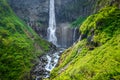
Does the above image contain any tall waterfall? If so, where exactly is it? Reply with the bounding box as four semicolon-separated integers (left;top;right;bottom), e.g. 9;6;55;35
47;0;57;46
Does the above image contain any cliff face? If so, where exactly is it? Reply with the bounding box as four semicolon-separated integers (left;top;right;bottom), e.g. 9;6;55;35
8;0;97;47
8;0;120;47
8;0;49;38
55;0;96;23
8;0;96;24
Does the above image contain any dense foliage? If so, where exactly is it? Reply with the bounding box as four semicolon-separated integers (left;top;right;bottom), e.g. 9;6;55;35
50;6;120;80
0;0;50;80
71;17;86;28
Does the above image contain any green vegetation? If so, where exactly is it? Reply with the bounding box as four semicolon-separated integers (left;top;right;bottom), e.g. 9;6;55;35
71;17;87;28
1;0;120;80
0;0;50;80
50;6;120;80
94;0;120;13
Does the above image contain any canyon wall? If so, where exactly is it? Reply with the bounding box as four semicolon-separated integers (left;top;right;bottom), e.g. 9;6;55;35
8;0;98;47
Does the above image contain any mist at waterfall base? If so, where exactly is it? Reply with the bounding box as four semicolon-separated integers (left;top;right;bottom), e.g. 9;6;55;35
56;23;79;48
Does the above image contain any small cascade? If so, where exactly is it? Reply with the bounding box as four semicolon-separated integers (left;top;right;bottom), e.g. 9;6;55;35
73;27;77;43
79;34;82;41
47;0;57;46
45;55;52;71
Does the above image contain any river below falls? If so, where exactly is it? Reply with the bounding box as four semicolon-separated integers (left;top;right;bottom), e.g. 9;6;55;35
31;47;65;80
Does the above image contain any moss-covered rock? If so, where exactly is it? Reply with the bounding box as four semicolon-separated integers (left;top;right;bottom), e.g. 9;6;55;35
50;6;120;80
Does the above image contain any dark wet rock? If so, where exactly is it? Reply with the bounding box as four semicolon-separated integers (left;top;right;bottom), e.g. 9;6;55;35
79;34;87;40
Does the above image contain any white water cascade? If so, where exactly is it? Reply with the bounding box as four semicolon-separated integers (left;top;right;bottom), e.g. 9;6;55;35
47;0;57;46
45;52;60;72
73;27;77;43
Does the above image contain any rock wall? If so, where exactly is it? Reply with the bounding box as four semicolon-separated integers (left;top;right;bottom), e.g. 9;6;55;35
55;0;96;23
8;0;49;38
8;0;97;47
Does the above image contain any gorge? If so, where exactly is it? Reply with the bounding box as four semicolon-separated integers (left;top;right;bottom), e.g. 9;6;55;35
8;0;91;48
0;0;120;80
32;0;65;79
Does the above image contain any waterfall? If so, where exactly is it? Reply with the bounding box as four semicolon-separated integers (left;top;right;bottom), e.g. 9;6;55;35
61;26;67;48
79;34;82;41
47;0;57;46
73;27;77;43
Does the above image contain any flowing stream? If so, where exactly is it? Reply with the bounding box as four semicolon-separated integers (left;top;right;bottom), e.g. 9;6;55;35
33;48;65;80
